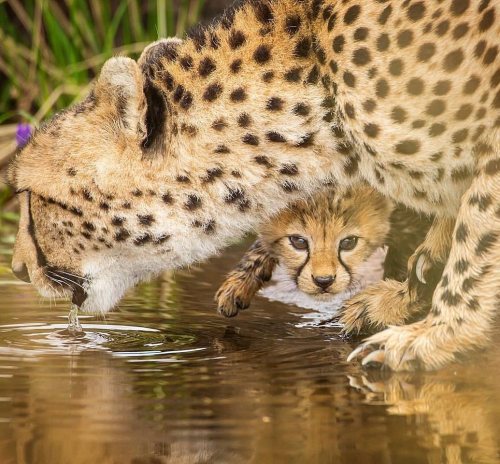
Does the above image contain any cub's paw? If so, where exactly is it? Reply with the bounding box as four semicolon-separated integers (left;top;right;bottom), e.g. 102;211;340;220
347;321;456;371
340;280;416;335
215;275;254;318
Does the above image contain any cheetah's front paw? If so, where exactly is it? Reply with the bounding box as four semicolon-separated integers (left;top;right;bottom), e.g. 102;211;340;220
347;321;457;371
340;280;422;335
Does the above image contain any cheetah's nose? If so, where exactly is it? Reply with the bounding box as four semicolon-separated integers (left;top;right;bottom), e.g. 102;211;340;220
12;262;31;283
312;275;335;290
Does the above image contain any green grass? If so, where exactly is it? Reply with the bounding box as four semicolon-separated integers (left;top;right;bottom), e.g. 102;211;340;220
0;0;206;224
0;0;206;124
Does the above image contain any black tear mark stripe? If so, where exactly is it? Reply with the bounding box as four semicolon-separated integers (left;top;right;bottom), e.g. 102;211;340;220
294;249;310;286
27;192;48;267
337;248;352;284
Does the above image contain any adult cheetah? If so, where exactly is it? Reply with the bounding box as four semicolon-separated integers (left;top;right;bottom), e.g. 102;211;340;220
8;0;499;371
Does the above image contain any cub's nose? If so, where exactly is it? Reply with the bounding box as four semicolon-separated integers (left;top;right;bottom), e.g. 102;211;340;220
12;262;31;283
312;275;335;290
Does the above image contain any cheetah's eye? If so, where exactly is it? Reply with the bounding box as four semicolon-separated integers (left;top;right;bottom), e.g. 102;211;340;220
289;235;308;250
339;236;358;251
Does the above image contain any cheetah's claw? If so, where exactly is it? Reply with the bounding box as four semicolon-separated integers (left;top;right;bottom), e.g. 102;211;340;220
415;254;427;284
346;322;458;372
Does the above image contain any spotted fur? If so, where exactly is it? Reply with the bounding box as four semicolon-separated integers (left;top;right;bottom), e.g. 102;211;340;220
8;0;500;371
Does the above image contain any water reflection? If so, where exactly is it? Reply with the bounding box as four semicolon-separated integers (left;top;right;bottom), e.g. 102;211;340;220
0;240;499;463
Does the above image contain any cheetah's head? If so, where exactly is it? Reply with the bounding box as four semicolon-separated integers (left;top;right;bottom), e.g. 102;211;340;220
7;41;193;314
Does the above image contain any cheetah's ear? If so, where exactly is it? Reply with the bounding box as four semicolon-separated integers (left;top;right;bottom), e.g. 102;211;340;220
95;57;146;139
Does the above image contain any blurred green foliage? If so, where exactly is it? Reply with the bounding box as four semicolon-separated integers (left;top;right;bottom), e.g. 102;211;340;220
0;0;206;123
0;0;206;226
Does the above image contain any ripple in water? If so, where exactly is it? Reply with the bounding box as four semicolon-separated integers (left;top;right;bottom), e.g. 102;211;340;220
0;317;203;361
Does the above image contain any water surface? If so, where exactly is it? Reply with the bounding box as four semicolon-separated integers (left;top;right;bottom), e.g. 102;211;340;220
0;234;499;464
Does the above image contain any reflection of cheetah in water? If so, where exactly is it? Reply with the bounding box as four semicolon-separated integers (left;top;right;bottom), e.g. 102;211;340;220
9;0;499;371
215;185;431;334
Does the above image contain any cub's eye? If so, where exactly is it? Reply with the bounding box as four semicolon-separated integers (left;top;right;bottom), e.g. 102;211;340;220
339;236;358;251
289;235;308;250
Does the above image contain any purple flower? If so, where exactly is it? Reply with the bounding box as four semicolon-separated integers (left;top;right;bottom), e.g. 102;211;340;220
16;123;32;148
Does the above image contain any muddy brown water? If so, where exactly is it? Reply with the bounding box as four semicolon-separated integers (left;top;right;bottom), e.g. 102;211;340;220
0;235;499;464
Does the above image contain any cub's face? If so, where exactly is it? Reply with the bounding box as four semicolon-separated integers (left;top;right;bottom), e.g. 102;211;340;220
260;187;393;298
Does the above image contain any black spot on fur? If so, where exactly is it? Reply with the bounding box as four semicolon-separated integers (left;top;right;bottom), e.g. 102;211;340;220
293;102;310;116
479;8;494;31
395;139;420;154
475;232;497;255
199;57;216;77
295;133;315;148
344;5;361;24
243;134;260;146
284;67;302;82
397;29;413;48
229;30;246;49
376;33;390;51
254;44;271;63
202;167;224;183
82;221;95;232
203;83;223;102
238;113;251;127
343;71;356;87
114;228;130;242
214;144;230;154
230;59;242;73
266;131;287;143
212;118;227;131
138;214;155;226
455;223;469;242
294;37;311;58
408;2;426;21
485;159;500;175
180;55;193;70
254;155;273;167
252;1;274;24
230;87;247;102
451;0;470;15
468;193;492;211
285;15;301;35
134;234;152;246
417;43;436;62
176;175;190;184
185;194;202;211
162;193;173;204
266;97;284;111
443;49;464;72
279;164;299;176
307;66;320;84
441;290;462;306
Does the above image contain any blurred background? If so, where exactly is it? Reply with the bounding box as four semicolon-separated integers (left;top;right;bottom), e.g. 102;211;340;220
0;0;232;231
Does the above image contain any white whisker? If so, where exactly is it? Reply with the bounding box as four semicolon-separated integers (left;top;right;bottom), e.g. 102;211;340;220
57;270;90;283
46;271;87;291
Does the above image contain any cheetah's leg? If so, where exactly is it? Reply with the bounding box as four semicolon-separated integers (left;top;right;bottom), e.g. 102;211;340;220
348;147;500;371
215;239;277;318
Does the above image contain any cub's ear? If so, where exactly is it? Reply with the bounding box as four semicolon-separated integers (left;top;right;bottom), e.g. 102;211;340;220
95;57;146;138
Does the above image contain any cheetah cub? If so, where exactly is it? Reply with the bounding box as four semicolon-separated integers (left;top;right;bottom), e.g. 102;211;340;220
216;185;431;330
